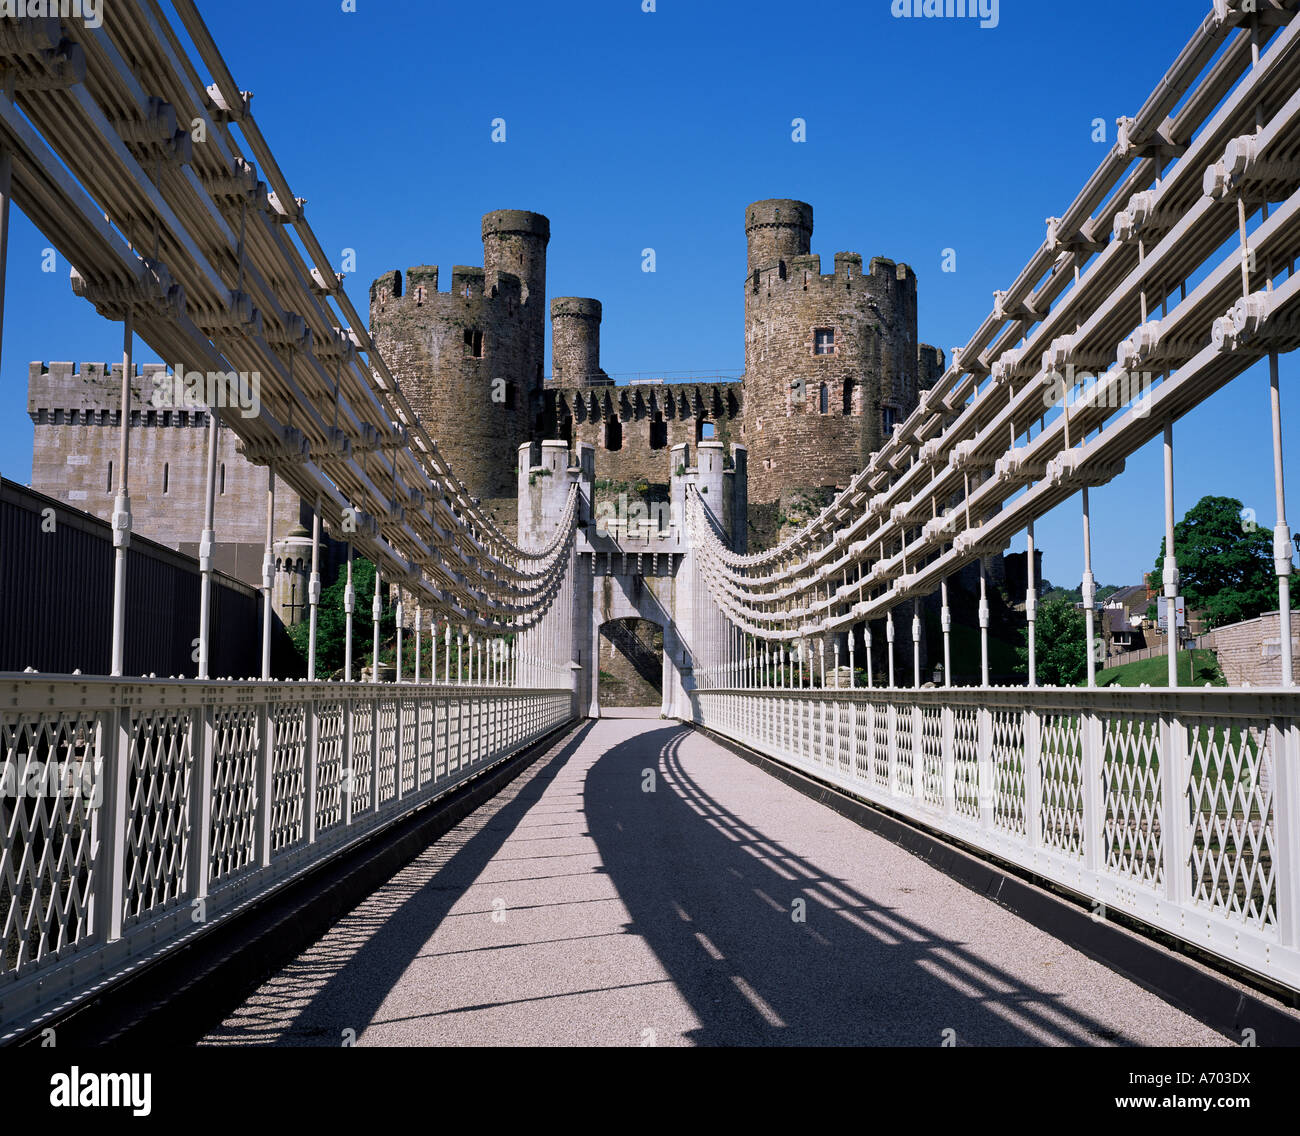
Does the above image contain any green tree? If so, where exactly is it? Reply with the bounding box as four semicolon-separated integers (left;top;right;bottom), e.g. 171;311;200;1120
1152;495;1292;630
1017;597;1089;686
289;558;395;679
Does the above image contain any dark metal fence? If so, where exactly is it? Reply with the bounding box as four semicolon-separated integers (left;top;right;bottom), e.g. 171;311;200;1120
0;478;281;678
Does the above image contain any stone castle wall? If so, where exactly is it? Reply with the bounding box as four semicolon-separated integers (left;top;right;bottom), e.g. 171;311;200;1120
369;211;550;509
741;198;943;506
27;361;304;588
545;379;741;491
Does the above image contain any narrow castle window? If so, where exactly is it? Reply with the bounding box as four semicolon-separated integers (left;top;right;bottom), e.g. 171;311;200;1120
650;415;667;450
814;328;835;355
883;407;898;436
219;463;226;495
162;462;170;494
106;461;113;493
464;329;483;358
605;419;623;451
843;378;854;415
752;269;760;294
818;383;829;414
414;285;426;306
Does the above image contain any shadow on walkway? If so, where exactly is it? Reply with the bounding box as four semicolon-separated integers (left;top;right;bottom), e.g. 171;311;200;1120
584;725;1139;1046
202;720;1165;1046
199;723;596;1045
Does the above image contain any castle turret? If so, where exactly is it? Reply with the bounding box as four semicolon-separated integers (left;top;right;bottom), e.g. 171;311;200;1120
741;199;927;516
483;209;549;395
551;297;609;385
745;198;813;275
369;210;551;530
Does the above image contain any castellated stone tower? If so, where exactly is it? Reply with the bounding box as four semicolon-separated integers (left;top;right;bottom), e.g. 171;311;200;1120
551;297;609;385
369;210;550;525
741;198;943;509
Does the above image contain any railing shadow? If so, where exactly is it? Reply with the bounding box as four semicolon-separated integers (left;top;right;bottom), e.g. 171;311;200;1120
583;725;1147;1046
198;721;595;1046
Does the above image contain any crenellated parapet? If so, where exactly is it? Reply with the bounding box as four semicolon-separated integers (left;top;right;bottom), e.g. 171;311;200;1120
741;198;928;512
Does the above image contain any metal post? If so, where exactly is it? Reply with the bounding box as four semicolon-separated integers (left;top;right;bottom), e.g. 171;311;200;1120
0;150;11;383
198;408;218;679
1162;425;1180;688
1026;521;1037;687
260;464;275;681
940;578;952;687
1083;487;1097;689
978;559;990;688
307;497;321;681
371;572;382;684
444;624;451;684
395;596;404;683
344;543;355;682
110;312;134;677
1268;351;1294;686
414;606;422;683
911;599;921;689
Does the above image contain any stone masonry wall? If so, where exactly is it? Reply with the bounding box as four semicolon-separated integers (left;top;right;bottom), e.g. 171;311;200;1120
28;362;303;589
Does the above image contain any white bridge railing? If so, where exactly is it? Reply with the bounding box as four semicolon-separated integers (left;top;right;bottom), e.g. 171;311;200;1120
694;686;1300;993
0;676;573;1040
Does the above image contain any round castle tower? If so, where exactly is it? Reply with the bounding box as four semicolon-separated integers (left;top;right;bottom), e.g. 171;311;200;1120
369;210;550;511
741;198;939;508
551;297;609;385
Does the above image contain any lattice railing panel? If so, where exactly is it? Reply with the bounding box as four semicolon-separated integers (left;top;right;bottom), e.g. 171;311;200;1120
1102;714;1164;887
314;701;345;835
124;708;193;924
992;709;1027;836
351;701;374;814
271;703;306;852
1188;718;1277;930
952;708;980;820
0;710;100;975
921;706;945;808
1040;711;1084;859
209;705;260;883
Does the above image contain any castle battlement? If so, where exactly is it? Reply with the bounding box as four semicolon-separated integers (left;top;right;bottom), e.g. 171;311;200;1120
750;253;917;302
28;361;175;418
370;264;524;311
548;378;741;424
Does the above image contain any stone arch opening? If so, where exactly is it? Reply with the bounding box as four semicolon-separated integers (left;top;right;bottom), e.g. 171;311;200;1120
596;616;664;712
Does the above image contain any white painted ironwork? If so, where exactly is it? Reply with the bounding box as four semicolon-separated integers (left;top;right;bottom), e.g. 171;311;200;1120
0;677;571;1040
694;685;1300;992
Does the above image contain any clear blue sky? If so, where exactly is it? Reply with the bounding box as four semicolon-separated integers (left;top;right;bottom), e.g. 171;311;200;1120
3;0;1294;590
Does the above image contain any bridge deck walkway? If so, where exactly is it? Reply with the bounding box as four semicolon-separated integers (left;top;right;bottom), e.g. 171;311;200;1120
201;719;1225;1047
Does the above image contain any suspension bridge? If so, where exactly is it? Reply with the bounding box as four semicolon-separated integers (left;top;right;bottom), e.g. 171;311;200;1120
2;0;1300;1046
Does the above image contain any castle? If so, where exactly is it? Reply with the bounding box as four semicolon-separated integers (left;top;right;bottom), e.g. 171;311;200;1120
27;199;942;632
368;199;944;548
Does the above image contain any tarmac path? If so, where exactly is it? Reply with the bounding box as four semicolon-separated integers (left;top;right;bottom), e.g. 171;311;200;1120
201;718;1228;1047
